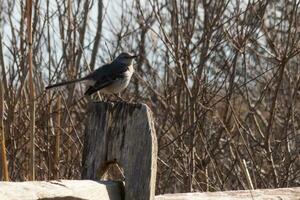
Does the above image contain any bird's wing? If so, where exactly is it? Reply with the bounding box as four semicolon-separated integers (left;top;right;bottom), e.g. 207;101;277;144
86;62;128;79
84;77;113;96
84;63;129;96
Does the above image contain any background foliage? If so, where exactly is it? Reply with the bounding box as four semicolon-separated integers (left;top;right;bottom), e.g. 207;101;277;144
0;0;300;194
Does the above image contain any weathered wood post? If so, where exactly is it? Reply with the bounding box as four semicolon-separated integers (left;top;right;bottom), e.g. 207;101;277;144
81;101;157;200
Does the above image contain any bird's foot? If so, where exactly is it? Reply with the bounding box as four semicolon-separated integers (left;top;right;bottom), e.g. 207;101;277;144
114;93;125;102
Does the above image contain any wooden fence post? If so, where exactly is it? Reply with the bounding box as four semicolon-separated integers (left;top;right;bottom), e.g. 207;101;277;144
81;101;157;200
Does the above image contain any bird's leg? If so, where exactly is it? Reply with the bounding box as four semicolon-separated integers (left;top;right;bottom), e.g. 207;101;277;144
114;93;125;101
107;93;125;105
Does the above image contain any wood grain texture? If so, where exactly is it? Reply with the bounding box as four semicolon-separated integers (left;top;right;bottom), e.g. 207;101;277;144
81;101;157;200
0;180;298;200
0;180;123;200
155;187;300;200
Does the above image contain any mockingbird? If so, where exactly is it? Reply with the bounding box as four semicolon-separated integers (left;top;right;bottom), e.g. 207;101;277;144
45;52;137;96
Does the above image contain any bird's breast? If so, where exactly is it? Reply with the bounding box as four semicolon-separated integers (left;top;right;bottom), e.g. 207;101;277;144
99;64;134;94
124;64;134;77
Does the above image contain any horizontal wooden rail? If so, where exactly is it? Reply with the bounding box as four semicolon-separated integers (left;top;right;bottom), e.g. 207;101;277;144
0;180;299;200
156;187;300;200
0;180;123;200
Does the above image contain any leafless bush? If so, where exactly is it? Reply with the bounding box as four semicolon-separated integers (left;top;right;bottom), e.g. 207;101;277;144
0;0;299;194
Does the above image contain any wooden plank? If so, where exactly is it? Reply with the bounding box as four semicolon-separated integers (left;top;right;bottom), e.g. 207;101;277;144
0;180;123;200
155;187;300;200
0;180;299;200
82;101;157;200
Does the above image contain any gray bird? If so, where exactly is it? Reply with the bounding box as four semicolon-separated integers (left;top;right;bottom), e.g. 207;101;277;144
45;52;137;96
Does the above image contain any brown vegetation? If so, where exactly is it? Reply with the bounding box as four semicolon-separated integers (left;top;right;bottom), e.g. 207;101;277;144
0;0;299;194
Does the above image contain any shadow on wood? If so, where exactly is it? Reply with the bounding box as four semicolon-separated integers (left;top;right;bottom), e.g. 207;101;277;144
81;101;157;200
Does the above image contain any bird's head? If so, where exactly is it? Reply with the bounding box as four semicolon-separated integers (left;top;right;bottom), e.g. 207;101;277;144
114;52;138;65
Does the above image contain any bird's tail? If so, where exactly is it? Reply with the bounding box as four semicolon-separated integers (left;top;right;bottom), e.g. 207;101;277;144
45;77;87;90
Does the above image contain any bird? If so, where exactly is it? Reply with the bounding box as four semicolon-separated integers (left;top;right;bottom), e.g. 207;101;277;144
45;52;137;96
